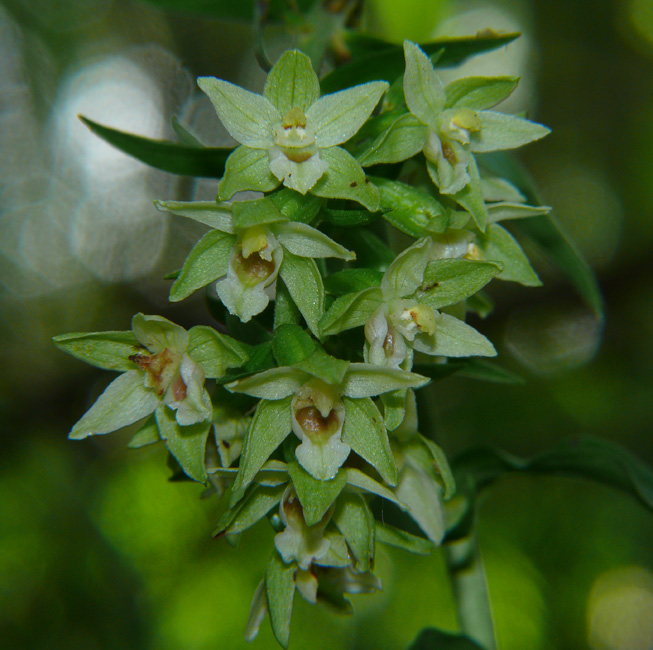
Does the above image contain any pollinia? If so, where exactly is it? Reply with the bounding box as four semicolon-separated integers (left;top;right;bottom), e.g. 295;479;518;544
55;41;552;647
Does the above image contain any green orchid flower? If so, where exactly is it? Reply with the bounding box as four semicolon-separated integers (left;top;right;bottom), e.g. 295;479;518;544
226;348;428;485
321;237;499;370
198;50;388;210
156;195;354;332
359;41;550;230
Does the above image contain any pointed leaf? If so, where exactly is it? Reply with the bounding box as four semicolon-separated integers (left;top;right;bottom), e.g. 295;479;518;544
216;484;287;536
382;237;433;299
274;277;302;329
53;331;141;372
413;313;496;358
275;222;355;260
341;364;429;398
487;201;551;223
266;553;296;649
279;251;325;338
154;199;234;232
375;522;433;555
70;371;158;439
170;230;236;302
312;147;380;211
79;116;231;178
156;405;210;483
232;397;293;497
342;397;396;485
403;40;446;128
264;50;320;114
343;468;406;508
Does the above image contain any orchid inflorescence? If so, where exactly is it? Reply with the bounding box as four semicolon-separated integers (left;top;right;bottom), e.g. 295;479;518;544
55;41;549;647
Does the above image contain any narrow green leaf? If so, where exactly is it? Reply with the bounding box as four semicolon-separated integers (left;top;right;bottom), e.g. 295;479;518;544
141;0;317;21
320;207;381;228
445;76;519;111
407;628;485;650
170;231;236;302
487;202;551;223
333;492;374;571
375;522;433;555
265;553;296;649
321;33;521;94
319;287;383;337
53;331;141;372
188;326;249;378
128;415;160;449
79;116;231;177
275;222;355;260
285;441;347;526
153;199;234;231
372;176;448;237
171;115;203;147
454;436;653;512
155;406;211;483
335;228;396;272
420;436;456;499
323;269;383;295
278;251;325;338
343;468;406;508
340;365;430;398
413;359;524;385
272;324;317;367
342;397;397;485
418;259;502;310
232;397;293;498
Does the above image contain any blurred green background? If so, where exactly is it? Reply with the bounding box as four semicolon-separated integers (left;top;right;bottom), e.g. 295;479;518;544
1;1;652;649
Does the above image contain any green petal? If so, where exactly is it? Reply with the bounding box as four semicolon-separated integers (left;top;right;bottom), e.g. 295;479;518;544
381;237;432;299
275;222;355;260
218;146;280;200
232;397;293;500
53;330;141;372
471;111;551;152
358;113;427;167
403;41;445;129
263;50;320;114
70;371;159;439
156;405;211;483
170;231;236;302
312;147;380;211
342;396;397;485
197;77;278;148
153;199;234;232
227;367;306;400
308;81;389;148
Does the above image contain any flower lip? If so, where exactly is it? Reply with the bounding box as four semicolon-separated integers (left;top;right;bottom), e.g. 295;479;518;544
274;106;317;151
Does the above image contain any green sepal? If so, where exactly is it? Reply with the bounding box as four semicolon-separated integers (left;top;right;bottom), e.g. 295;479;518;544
70;371;159;439
153;199;234;231
475;223;541;286
231;195;290;229
231;397;293;501
445;76;519;111
471;111;551;153
187;325;250;378
170;231;236;302
374;522;433;555
323;268;384;295
343;468;406;509
332;492;374;571
265;552;296;649
226;367;306;400
264;49;320;114
53;330;142;372
215;483;287;537
275;222;355;260
403;40;446;129
487;202;551;223
127;415;160;449
358;113;427;167
285;440;347;526
312;147;380;211
372;176;448;237
319;287;383;337
417;259;503;310
340;364;430;398
269;189;323;225
294;347;350;386
413;313;496;358
382;390;407;431
278;251;325;338
218;146;280;200
272;324;317;367
342;397;397;485
382;237;432;299
155;405;211;483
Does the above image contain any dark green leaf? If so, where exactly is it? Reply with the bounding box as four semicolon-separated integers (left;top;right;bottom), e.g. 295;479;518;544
406;628;485;650
413;359;524;385
321;33;520;94
335;228;396;272
321;207;381;228
265;552;296;649
80;116;232;178
141;0;317;21
453;435;653;512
